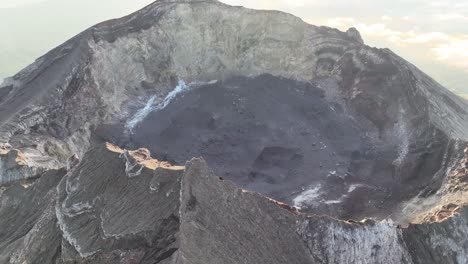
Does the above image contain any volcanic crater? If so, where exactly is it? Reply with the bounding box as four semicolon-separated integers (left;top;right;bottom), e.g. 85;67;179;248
0;0;468;262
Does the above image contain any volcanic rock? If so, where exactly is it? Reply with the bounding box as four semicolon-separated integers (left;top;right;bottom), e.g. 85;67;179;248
0;144;467;263
0;0;467;263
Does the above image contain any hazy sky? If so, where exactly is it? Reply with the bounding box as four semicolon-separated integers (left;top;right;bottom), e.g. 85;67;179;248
1;0;467;98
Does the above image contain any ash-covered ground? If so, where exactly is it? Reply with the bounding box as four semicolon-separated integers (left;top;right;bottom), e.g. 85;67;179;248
94;75;445;220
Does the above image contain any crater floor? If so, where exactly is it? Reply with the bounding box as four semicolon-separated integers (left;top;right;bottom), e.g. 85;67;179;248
95;75;450;221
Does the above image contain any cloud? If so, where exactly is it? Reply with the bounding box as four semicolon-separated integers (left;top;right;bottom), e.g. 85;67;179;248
325;17;356;29
403;32;449;44
430;1;468;8
0;0;46;8
436;13;468;21
353;23;403;43
433;38;468;72
325;19;404;43
324;17;468;74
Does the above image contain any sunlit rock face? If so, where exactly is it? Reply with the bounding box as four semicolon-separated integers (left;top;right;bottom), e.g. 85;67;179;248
0;0;468;263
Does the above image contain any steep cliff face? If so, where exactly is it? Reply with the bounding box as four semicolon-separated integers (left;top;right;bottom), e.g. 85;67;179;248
0;0;468;263
1;144;467;263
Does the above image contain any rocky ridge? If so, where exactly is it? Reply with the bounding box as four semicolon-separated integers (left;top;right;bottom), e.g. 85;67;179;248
0;0;467;263
0;143;467;263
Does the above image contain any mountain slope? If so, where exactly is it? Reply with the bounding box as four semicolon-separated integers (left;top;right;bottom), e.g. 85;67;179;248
1;143;467;263
0;0;467;263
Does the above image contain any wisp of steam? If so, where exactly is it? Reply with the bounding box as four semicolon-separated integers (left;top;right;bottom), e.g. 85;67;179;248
126;80;189;131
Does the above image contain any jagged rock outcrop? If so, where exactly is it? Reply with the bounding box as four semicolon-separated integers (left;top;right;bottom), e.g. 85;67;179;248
55;143;183;262
0;0;468;263
1;143;467;263
0;168;66;263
